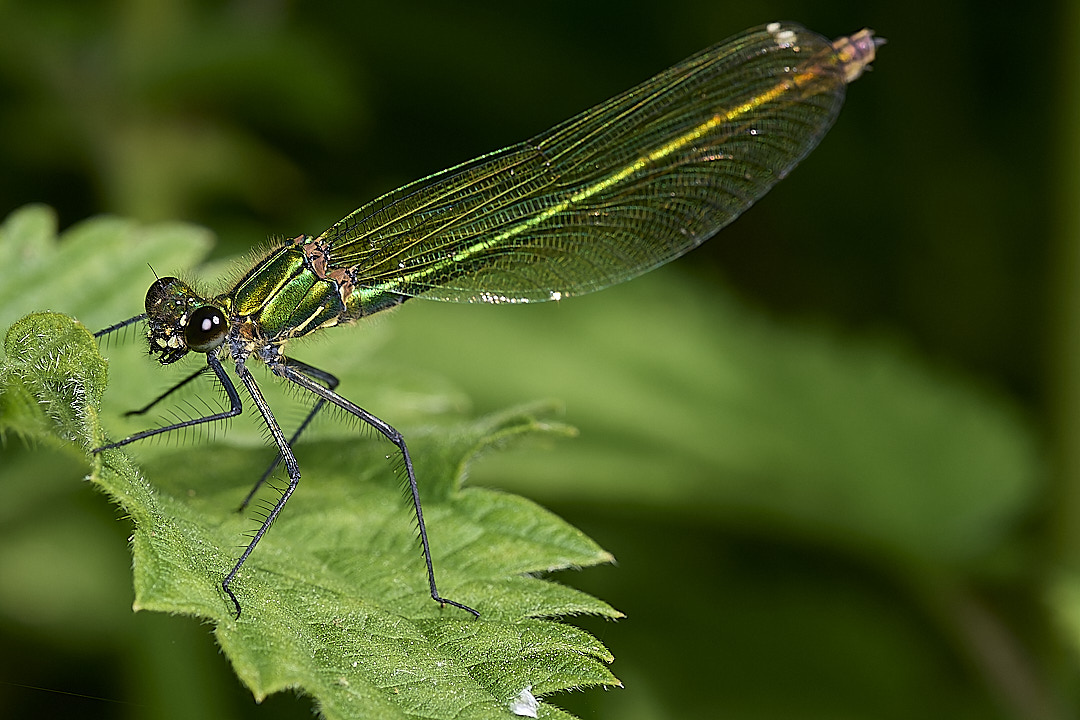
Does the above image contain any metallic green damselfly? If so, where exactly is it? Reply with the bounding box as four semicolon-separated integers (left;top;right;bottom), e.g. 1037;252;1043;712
94;23;880;618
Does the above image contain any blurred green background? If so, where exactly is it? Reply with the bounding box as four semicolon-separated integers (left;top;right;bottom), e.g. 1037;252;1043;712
0;0;1075;718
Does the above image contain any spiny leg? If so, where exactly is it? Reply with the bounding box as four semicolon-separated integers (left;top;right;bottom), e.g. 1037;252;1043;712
93;355;242;452
122;366;207;418
237;359;339;512
93;313;148;339
272;356;480;618
223;358;303;619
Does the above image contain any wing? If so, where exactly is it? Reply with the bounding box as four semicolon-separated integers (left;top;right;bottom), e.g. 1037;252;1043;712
317;23;876;305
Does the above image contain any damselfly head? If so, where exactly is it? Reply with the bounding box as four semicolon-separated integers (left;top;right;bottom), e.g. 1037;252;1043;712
144;277;229;364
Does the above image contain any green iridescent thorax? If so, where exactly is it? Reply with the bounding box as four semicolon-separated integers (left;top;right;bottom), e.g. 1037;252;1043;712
297;235;410;319
224;241;347;342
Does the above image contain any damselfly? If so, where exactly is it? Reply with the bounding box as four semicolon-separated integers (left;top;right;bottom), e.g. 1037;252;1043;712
93;22;881;618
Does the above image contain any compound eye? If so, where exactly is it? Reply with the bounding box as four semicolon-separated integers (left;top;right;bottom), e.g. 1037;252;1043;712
184;305;228;353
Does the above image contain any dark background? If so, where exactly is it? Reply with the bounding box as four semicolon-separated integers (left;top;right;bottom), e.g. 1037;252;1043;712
0;1;1073;718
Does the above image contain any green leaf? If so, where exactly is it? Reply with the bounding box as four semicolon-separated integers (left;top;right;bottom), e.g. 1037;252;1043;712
0;206;621;719
0;312;105;447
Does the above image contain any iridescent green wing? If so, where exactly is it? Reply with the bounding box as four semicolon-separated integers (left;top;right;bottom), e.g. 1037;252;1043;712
318;22;876;305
